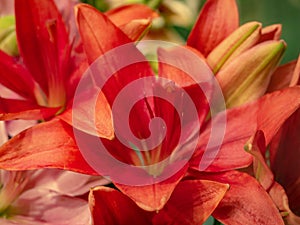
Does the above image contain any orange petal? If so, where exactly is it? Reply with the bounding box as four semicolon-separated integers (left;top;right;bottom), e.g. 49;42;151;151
153;180;229;224
115;164;188;211
89;186;151;225
0;119;97;175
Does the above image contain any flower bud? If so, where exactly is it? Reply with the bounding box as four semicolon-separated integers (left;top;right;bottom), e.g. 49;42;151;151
207;22;262;74
217;40;286;108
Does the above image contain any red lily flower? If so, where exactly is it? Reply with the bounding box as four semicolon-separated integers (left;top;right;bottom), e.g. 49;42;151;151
0;3;214;211
0;0;156;124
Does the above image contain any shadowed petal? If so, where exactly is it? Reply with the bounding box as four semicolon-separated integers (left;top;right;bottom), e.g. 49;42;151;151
267;57;299;92
259;24;282;42
89;179;229;225
89;186;151;225
270;108;300;216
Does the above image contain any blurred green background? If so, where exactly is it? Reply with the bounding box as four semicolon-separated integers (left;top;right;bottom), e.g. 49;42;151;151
238;0;300;63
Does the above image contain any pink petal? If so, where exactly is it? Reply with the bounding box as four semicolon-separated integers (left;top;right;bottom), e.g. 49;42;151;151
6;120;37;137
0;121;8;145
25;169;109;197
14;188;90;225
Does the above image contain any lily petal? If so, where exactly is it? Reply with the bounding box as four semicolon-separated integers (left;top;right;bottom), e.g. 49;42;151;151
14;188;90;225
25;169;108;197
75;3;132;64
245;129;300;221
59;90;114;139
269;108;300;215
268;182;300;224
15;0;70;99
290;55;300;86
257;86;300;146
267;56;300;92
0;51;36;100
198;171;284;225
152;179;229;224
118;19;152;41
89;186;151;225
115;164;188;211
0;119;97;175
6;119;37;136
259;24;282;42
187;0;239;56
105;4;157;41
190;100;256;172
105;4;157;26
75;4;154;139
191;86;300;171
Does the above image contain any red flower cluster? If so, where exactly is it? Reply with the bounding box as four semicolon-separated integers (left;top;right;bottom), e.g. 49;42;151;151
0;0;299;224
